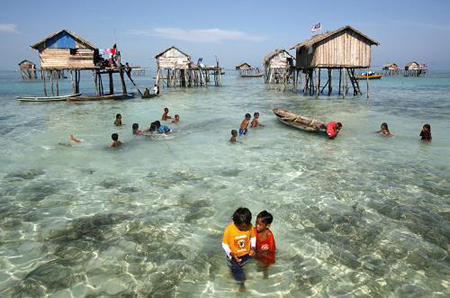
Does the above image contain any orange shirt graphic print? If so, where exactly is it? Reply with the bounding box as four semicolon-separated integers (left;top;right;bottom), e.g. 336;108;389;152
234;235;247;253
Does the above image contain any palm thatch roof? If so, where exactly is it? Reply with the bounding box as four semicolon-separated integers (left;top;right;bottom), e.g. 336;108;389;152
290;25;379;51
155;46;190;59
263;49;293;64
18;59;35;66
30;29;97;50
235;62;251;70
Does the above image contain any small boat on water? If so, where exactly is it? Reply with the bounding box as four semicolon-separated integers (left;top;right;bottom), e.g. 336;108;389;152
273;108;327;133
240;73;263;78
356;71;383;80
67;93;135;101
17;93;81;102
141;93;158;99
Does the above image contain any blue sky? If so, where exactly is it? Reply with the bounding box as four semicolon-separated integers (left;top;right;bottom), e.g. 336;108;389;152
1;0;450;70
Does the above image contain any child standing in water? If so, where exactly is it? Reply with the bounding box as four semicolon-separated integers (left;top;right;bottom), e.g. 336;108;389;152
162;108;172;120
239;113;251;135
114;114;122;126
230;129;238;144
251;112;264;128
376;122;393;136
111;133;122;148
420;124;432;141
254;210;276;279
222;207;256;292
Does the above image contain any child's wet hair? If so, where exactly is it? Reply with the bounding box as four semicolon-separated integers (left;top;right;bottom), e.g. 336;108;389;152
231;129;237;136
245;113;251;118
337;122;343;128
257;210;273;225
423;124;431;131
132;123;139;130
381;122;388;129
232;207;252;225
164;108;169;112
116;114;122;119
111;133;119;141
254;112;259;117
175;114;179;118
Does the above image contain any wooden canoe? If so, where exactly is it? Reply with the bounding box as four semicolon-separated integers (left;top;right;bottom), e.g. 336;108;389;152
67;93;135;101
17;93;81;102
273;108;327;133
240;73;263;78
141;93;158;99
356;74;383;80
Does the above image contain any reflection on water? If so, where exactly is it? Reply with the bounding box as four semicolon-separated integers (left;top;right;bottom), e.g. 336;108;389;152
0;71;449;297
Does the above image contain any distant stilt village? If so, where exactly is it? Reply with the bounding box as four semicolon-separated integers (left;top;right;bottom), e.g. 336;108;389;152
18;26;428;101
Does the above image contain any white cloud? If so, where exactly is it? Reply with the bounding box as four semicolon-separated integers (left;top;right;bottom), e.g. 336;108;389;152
129;28;265;43
0;23;19;34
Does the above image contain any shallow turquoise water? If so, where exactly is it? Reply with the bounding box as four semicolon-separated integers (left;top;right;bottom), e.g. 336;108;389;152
0;70;449;297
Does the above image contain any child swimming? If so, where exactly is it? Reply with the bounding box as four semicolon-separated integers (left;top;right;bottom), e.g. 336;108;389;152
376;122;393;136
420;124;432;141
171;115;180;123
254;210;276;278
251;112;264;128
111;133;122;148
239;113;251;135
230;129;238;144
222;207;256;292
154;121;171;134
69;134;82;144
114;114;122;126
132;123;142;135
162;108;172;121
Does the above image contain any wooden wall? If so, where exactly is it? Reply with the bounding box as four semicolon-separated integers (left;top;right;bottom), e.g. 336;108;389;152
296;30;373;69
267;52;293;69
156;48;190;69
39;48;95;69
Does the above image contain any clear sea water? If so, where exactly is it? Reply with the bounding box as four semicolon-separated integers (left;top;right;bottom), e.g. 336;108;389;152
0;70;449;297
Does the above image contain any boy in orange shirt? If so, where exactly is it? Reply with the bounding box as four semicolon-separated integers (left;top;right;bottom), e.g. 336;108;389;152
239;113;251;135
222;207;256;291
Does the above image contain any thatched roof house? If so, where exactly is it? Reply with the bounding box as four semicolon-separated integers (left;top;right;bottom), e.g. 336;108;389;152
263;49;294;70
155;46;191;70
382;63;398;71
31;29;98;70
235;63;251;70
291;25;379;70
18;60;36;70
405;61;420;70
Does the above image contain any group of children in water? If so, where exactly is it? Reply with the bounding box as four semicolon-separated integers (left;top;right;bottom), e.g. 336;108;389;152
375;122;432;141
230;112;265;143
107;108;179;147
222;207;276;292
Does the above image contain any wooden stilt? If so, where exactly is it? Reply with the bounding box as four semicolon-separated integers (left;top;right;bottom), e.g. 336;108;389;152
366;67;370;98
119;68;127;95
43;70;47;96
55;70;59;96
109;71;114;95
328;69;332;95
342;68;346;98
338;69;342;95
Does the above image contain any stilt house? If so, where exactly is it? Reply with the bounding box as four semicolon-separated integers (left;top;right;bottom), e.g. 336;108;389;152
31;29;130;98
291;25;379;97
263;49;295;85
18;60;38;79
404;61;426;77
155;46;222;87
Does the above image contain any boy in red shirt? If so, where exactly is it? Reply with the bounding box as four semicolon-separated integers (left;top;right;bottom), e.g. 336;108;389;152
222;207;256;291
254;210;276;279
326;122;343;139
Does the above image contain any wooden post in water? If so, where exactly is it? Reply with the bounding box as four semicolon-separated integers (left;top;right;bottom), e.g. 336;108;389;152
55;70;59;96
43;70;47;96
342;67;346;99
119;68;127;95
109;71;114;95
366;67;370;98
338;69;342;95
328;69;332;95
